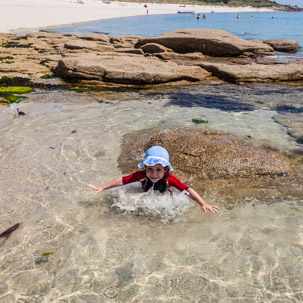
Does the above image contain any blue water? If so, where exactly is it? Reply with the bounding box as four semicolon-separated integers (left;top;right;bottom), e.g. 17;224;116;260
54;12;303;56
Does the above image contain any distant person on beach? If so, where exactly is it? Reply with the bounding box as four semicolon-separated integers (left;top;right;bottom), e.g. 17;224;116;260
203;13;207;19
86;146;219;213
237;14;240;19
196;14;200;19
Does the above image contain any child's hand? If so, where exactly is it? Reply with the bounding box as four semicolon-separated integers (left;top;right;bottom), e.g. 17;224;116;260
201;204;219;214
86;184;104;194
187;188;219;214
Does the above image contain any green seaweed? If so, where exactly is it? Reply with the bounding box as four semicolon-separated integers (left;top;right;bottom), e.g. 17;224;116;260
0;56;14;64
192;118;209;125
55;225;64;232
0;76;12;84
6;95;27;103
0;86;34;105
0;42;31;48
0;86;34;94
296;136;303;144
41;74;53;79
41;252;54;257
0;56;14;60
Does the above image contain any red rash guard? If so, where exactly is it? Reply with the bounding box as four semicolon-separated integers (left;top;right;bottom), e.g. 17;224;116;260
122;170;189;192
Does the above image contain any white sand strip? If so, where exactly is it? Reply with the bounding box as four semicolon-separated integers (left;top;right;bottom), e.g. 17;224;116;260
0;0;275;33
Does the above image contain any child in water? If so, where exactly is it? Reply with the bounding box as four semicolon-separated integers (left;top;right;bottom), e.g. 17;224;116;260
86;146;219;213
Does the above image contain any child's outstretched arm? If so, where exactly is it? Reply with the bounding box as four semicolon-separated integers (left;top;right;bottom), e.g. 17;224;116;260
86;177;123;194
187;188;219;213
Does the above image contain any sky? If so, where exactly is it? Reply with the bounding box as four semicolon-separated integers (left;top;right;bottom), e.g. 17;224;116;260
270;0;303;7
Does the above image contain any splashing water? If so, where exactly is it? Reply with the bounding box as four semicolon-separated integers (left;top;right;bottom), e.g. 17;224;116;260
112;184;194;224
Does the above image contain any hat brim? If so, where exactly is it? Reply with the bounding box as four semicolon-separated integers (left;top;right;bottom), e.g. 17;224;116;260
138;158;173;171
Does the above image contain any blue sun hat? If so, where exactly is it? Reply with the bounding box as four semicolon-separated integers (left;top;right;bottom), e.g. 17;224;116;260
138;146;173;171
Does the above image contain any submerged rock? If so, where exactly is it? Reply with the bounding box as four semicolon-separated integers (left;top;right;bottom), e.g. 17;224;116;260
274;113;303;139
119;127;292;179
119;127;303;203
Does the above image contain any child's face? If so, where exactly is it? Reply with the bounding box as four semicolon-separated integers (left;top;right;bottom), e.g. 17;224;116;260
145;164;166;183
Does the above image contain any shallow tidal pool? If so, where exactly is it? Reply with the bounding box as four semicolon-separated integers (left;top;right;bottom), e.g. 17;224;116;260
0;85;302;302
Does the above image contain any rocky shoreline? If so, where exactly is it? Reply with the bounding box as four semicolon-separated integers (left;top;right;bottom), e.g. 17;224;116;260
0;29;302;89
1;28;302;183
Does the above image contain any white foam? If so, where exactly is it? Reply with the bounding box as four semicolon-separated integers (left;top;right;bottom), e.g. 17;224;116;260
112;184;193;224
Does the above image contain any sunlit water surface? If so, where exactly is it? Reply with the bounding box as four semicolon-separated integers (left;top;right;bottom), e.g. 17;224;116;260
0;84;302;302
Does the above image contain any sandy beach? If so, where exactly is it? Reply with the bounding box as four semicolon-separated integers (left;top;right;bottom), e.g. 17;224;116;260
0;0;274;33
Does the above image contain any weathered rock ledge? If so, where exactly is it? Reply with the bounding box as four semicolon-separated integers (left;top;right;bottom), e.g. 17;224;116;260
0;29;302;86
54;54;209;84
137;29;275;57
197;61;303;83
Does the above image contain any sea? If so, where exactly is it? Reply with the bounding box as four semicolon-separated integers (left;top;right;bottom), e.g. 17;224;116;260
0;11;303;303
54;11;303;57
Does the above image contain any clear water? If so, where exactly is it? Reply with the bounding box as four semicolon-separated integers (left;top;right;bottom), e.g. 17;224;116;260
0;84;302;302
54;12;303;57
1;12;303;303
